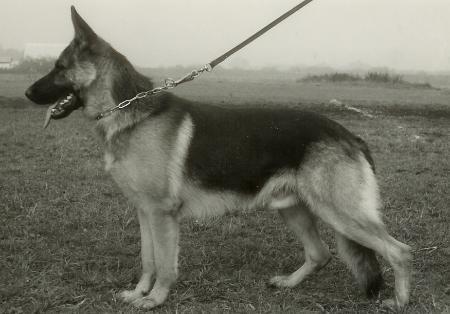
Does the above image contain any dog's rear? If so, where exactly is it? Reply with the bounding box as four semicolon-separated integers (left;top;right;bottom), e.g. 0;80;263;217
293;142;411;304
25;6;411;310
248;137;410;306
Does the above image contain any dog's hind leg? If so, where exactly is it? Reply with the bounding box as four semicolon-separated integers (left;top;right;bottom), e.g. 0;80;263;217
120;207;155;303
299;154;411;308
132;199;180;310
270;201;331;288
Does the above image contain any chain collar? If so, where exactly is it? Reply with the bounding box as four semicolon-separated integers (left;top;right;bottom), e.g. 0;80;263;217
95;64;211;120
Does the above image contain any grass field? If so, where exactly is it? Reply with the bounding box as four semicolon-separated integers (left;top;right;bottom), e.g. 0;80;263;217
1;72;449;313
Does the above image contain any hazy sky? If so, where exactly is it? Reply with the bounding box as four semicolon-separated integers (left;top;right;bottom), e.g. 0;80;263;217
1;0;449;71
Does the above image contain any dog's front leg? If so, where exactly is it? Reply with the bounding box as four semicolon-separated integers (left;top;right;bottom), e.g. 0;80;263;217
120;207;155;303
132;199;180;309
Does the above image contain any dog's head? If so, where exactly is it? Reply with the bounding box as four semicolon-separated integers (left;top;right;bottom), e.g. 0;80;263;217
25;6;108;126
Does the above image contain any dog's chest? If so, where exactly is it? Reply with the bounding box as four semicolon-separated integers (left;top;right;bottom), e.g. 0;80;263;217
104;152;115;172
104;149;168;191
102;128;173;200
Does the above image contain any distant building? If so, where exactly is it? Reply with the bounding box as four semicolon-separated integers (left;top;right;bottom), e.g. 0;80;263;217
23;43;66;59
0;57;14;69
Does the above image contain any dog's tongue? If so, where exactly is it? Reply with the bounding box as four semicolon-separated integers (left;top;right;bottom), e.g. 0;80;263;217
43;104;57;128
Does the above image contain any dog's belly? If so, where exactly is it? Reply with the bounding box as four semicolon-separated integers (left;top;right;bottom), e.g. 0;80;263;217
178;182;252;218
178;173;299;219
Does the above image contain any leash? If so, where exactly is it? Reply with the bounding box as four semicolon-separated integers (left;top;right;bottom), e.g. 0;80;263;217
96;0;316;120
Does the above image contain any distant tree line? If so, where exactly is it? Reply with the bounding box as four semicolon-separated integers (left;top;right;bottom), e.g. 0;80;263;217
299;71;432;88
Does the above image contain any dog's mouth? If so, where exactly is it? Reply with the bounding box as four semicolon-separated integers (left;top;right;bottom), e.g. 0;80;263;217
43;92;82;128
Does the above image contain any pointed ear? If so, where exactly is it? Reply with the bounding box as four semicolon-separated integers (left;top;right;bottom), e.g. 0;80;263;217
71;6;97;45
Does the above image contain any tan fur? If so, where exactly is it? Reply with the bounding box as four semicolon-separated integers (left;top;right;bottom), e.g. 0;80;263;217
253;170;298;208
177;170;300;219
65;61;97;89
167;115;194;200
105;117;172;198
83;69;116;122
293;142;410;307
105;127;411;309
270;203;331;288
179;183;249;219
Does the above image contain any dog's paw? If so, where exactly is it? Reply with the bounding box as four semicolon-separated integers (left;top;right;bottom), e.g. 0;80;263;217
269;275;296;288
131;287;169;309
381;298;400;310
132;296;161;309
119;290;143;303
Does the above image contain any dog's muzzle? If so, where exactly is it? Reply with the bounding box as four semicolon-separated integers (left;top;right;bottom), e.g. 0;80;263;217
43;92;82;128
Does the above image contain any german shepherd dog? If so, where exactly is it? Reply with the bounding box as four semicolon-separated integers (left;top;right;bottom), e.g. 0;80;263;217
25;6;411;310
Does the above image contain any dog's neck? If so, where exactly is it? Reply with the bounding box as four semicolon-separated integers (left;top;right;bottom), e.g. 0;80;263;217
86;51;159;143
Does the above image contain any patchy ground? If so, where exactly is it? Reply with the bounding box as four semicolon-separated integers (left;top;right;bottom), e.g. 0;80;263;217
0;74;449;313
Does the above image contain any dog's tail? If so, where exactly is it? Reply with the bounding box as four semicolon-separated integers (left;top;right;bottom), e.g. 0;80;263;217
355;136;376;173
336;233;384;298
